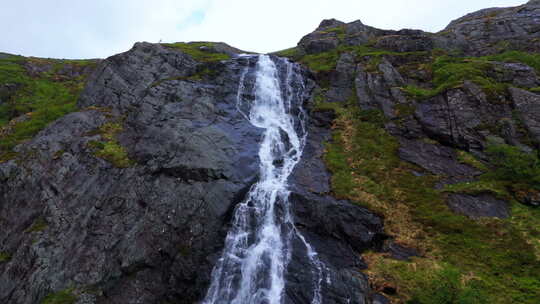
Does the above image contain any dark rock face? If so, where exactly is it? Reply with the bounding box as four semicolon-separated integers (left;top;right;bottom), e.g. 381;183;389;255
0;42;261;304
488;62;540;88
374;31;434;53
355;58;406;117
510;87;540;144
414;81;512;151
382;241;421;261
515;189;540;207
437;0;540;55
288;106;385;304
398;138;480;179
0;43;385;304
298;1;540;56
447;193;510;219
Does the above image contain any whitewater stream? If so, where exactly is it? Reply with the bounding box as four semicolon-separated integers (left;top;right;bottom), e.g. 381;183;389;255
202;55;326;304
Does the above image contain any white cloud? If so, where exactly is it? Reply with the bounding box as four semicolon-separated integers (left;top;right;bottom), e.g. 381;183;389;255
0;0;527;59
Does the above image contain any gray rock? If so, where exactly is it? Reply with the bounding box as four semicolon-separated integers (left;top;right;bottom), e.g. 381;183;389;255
489;62;540;88
325;52;357;102
0;43;386;304
288;106;386;304
435;1;540;55
447;193;510;219
0;43;260;304
372;293;391;304
382;241;420;261
375;31;434;53
398;138;480;178
510;87;540;144
354;59;406;118
414;82;513;151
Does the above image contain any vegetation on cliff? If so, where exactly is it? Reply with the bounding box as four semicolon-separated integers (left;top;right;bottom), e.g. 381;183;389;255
302;14;540;301
318;98;539;303
0;54;97;162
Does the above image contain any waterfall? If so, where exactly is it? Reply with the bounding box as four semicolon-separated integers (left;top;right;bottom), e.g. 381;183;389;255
202;54;326;304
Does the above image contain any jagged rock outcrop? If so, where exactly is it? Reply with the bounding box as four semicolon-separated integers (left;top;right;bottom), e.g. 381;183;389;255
298;0;540;56
0;42;262;304
296;1;540;223
436;0;540;55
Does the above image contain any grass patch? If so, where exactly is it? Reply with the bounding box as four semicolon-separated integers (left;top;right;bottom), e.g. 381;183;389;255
272;47;301;60
441;179;509;198
402;56;507;100
322;100;540;303
41;288;77;304
456;150;488;171
484;50;540;74
299;44;427;73
162;42;230;62
484;143;540;190
402;51;540;101
0;56;93;162
365;253;489;304
87;122;135;168
300;49;341;72
320;26;346;40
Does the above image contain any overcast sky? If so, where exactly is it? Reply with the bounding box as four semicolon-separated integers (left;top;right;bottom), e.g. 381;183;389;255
0;0;527;59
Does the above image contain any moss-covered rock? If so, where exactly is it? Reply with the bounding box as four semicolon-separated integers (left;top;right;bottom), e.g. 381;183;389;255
0;54;97;163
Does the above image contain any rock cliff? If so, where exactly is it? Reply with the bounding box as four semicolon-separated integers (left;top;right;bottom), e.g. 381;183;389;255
1;1;539;304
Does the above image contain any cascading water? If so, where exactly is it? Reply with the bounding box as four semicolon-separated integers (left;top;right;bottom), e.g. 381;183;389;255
202;54;326;304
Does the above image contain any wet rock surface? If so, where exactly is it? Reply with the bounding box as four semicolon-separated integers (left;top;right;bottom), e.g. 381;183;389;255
0;43;261;304
0;44;386;304
287;99;385;304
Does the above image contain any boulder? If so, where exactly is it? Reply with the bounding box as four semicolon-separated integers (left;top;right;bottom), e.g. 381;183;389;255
447;193;510;219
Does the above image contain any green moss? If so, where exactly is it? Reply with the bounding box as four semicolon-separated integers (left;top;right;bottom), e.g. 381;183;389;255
0;251;11;262
162;42;230;62
320;26;346;40
456;150;488;171
484;143;540;190
300;49;341;72
41;288;77;304
0;56;92;162
394;103;416;118
297;44;426;73
364;56;383;73
484;50;540;74
25;217;48;233
87;122;135;168
272;47;301;60
441;179;509;198
92;141;134;168
401;51;540;101
366;255;489;304
402;56;507;100
401;85;437;99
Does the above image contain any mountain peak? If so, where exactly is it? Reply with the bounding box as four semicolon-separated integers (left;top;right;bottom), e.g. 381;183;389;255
316;18;345;30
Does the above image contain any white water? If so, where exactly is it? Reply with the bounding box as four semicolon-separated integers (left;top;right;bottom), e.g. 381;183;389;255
202;55;326;304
